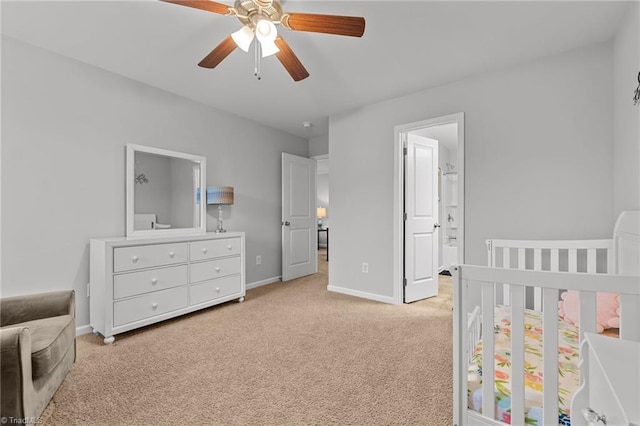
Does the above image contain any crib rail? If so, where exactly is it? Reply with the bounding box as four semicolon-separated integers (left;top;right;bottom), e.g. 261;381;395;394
453;265;640;426
487;239;614;311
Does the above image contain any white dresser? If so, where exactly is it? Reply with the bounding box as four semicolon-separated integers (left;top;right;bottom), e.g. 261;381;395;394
90;232;245;344
571;333;640;426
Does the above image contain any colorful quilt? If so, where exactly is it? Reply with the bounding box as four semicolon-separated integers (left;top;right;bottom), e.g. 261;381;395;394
467;306;580;425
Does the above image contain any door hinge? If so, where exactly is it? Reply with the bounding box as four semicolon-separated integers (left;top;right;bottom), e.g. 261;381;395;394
404;212;407;221
403;278;407;287
403;147;408;155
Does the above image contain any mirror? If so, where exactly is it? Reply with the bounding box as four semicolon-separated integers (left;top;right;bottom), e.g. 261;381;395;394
126;144;206;238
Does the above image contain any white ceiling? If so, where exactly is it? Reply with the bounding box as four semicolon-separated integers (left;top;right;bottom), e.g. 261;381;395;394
1;1;630;139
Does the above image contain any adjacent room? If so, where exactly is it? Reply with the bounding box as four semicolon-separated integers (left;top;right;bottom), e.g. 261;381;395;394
2;0;639;425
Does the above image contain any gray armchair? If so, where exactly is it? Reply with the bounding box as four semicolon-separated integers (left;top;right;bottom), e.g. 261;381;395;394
1;290;76;421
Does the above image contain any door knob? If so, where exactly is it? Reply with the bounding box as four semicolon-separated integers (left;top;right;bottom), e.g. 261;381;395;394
284;221;291;226
434;223;441;229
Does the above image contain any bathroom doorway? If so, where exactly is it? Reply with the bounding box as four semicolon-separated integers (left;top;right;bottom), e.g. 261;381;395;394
392;113;464;304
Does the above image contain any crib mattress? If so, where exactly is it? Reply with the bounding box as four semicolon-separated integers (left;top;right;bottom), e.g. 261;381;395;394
468;306;580;425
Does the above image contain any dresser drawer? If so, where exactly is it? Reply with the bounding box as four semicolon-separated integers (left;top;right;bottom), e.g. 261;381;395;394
190;275;242;306
113;265;188;300
113;286;188;327
190;238;241;261
190;257;241;283
113;243;188;272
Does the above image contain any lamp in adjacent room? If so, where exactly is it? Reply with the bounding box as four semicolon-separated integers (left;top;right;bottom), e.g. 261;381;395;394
316;207;326;229
207;186;234;233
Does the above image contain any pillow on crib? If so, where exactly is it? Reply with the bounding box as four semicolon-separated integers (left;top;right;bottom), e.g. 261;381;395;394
557;291;620;332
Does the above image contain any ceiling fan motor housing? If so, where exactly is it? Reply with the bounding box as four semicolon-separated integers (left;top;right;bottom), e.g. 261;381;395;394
234;0;283;28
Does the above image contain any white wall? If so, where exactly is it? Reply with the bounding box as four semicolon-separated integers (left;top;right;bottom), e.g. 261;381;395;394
309;134;329;157
329;42;614;300
613;3;640;218
1;37;308;327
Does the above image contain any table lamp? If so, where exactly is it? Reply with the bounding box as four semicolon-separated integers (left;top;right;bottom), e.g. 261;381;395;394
317;207;327;229
207;186;234;233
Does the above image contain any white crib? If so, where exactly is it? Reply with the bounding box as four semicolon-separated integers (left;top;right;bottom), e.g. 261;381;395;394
453;211;640;426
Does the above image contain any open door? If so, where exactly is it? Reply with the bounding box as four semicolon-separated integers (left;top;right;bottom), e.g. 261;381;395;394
404;133;439;303
282;153;317;281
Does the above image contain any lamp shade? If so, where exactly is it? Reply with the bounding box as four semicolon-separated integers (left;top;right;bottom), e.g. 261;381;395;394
207;186;234;205
317;207;327;218
255;19;279;57
260;39;280;57
231;25;254;52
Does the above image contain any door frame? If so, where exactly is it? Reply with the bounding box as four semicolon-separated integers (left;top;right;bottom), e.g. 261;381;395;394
392;113;465;305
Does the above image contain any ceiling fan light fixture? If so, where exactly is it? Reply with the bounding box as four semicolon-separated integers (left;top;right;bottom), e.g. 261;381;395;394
260;39;280;57
255;18;277;43
231;25;255;52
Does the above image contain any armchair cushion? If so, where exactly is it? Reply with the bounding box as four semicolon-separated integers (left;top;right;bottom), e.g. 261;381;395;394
19;315;74;379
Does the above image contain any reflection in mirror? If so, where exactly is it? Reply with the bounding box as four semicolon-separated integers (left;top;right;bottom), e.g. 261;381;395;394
126;144;206;238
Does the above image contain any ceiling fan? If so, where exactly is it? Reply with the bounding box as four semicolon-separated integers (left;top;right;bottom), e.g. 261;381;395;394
161;0;365;81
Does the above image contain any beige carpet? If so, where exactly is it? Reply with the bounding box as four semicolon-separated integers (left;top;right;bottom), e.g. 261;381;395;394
42;250;453;425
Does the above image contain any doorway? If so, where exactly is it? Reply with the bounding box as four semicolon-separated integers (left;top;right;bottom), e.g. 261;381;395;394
313;154;329;263
392;113;465;304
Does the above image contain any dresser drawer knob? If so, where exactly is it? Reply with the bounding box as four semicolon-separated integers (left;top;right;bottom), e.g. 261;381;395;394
202;248;208;254
215;267;221;272
227;245;232;250
151;278;158;285
131;255;139;263
216;287;221;293
151;303;158;310
169;251;175;258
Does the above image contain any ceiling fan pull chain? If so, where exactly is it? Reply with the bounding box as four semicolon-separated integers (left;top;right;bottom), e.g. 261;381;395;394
254;41;262;80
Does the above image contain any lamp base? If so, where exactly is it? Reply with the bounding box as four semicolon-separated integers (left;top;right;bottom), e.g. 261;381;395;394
215;205;227;233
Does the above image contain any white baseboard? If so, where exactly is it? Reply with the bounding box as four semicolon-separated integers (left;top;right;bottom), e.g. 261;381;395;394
246;276;281;290
76;324;93;336
327;285;396;305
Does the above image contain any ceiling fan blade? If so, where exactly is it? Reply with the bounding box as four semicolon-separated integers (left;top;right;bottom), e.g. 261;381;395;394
281;12;365;37
274;37;309;82
160;0;233;15
198;35;237;68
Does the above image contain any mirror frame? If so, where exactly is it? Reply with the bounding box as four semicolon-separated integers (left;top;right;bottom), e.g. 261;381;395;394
126;144;207;238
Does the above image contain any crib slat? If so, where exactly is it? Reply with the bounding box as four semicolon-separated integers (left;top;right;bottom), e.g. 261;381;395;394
481;282;495;420
620;294;640;342
533;248;542;270
550;248;559;272
587;248;596;274
510;285;526;423
607;246;614;274
532;249;543;310
518;248;525;269
543;288;560;425
568;249;577;272
578;291;597;342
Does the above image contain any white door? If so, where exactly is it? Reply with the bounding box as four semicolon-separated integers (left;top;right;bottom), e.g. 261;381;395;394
282;153;317;281
404;134;439;303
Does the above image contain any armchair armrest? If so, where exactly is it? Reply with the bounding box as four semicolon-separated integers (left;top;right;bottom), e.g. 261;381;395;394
1;326;33;416
1;290;75;327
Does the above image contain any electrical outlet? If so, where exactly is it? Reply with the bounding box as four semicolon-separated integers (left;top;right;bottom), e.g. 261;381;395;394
362;262;369;273
256;255;262;265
